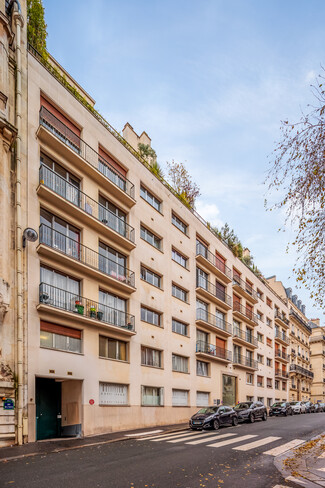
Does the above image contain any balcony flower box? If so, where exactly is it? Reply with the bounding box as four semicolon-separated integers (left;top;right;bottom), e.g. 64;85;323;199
89;307;97;319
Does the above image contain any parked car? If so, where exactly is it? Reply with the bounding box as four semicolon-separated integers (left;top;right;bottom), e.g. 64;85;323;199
304;401;315;413
314;403;324;413
189;405;238;430
269;402;293;417
318;403;325;412
234;401;267;423
289;401;306;414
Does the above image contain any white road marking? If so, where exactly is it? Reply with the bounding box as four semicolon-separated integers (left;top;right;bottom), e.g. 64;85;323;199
285;475;308;485
137;430;191;441
167;432;220;443
208;434;257;448
263;439;305;456
125;429;163;437
234;436;281;451
186;433;237;445
316;467;325;472
150;432;206;442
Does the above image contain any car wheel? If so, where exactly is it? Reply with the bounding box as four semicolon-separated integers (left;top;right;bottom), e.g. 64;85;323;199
232;416;238;427
284;410;287;416
290;410;293;416
262;412;267;421
213;419;220;430
249;413;255;423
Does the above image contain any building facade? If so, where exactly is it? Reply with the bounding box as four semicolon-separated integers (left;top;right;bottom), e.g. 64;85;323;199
309;319;325;403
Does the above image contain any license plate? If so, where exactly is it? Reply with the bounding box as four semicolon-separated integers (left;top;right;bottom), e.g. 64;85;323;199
193;421;202;425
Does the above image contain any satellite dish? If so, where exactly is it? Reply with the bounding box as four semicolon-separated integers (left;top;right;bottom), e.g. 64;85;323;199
23;228;38;247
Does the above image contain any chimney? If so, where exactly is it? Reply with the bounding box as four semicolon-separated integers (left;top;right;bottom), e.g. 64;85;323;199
122;123;151;151
297;299;302;310
301;304;306;316
243;248;251;259
311;318;320;327
285;288;292;300
292;295;297;305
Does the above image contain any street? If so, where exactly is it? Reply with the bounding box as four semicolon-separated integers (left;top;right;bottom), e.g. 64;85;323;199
1;414;325;488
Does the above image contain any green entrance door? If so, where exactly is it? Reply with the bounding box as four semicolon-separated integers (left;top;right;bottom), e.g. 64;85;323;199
222;375;236;406
36;378;61;440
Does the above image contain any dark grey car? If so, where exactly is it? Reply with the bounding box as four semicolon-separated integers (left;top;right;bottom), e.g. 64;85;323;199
234;401;267;423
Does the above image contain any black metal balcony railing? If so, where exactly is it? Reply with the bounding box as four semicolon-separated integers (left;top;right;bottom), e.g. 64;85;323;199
289;364;314;379
196;340;232;361
233;302;259;325
275;329;290;345
233;353;258;369
39;224;135;287
39;282;135;331
196;242;232;279
39;106;135;200
232;275;258;301
233;326;258;347
275;369;288;378
196;277;232;307
274;310;290;325
289;308;311;331
275;350;290;361
196;308;232;334
39;165;135;243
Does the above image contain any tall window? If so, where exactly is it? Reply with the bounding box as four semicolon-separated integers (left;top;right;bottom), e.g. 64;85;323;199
172;354;188;373
140;185;161;212
196;268;208;289
40;321;81;353
140;225;161;250
99;242;127;279
40;208;80;259
171;213;188;234
99;336;127;361
172;284;188;302
141;346;162;368
172;319;188;336
141;386;163;406
99;290;127;327
172;249;188;268
98;195;126;236
197;360;209;376
140;266;161;288
141;306;161;327
40;153;80;206
40;265;80;310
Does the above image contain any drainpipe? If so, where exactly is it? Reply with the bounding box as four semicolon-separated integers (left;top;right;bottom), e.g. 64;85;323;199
10;0;24;445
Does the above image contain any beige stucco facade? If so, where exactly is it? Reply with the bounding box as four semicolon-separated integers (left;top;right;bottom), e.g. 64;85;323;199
310;320;325;403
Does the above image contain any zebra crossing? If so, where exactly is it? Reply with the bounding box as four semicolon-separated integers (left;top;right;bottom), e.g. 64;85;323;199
137;429;305;455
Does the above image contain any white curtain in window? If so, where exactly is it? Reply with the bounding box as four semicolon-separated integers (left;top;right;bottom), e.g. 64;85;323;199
172;389;188;406
196;391;209;406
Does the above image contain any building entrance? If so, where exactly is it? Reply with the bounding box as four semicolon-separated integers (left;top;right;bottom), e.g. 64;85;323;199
222;374;236;405
36;378;61;440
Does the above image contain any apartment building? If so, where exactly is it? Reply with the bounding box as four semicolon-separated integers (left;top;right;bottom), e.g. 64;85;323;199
267;277;313;402
0;0;300;446
309;319;325;403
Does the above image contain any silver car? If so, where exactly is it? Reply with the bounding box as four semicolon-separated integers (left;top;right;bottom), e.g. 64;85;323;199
290;401;306;414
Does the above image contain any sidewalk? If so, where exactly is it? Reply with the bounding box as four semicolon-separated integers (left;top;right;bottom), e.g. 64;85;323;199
275;432;325;487
0;422;188;462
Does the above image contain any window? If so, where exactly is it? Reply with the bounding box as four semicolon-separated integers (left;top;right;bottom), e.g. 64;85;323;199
99;290;127;327
40;208;80;258
40;153;81;206
196;391;209;406
197;329;209;344
267;337;272;347
141;306;161;327
40;321;81;353
172;354;189;373
257;311;263;322
172;284;188;302
141;386;163;406
266;318;272;328
40;265;80;310
172;389;189;406
99;382;128;405
257;289;263;300
266;297;272;308
257;354;264;364
246;396;254;402
257;332;264;343
275;380;280;390
257;397;264;403
246;373;254;385
99;336;127;361
172;249;188;268
267;378;272;388
99;242;127;279
172;213;188;234
140;225;162;250
282;382;287;391
267;398;273;407
266;357;272;367
172;319;188;336
98;195;126;236
257;376;264;387
141;346;162;368
140;266;161;288
197;360;209;376
196;268;208;289
140;185;161;212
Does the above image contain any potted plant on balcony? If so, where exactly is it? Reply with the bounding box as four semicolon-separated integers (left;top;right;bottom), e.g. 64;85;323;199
40;291;50;303
75;300;84;315
97;310;103;321
89;306;97;319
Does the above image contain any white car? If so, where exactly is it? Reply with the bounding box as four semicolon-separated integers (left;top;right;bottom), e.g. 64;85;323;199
290;401;306;414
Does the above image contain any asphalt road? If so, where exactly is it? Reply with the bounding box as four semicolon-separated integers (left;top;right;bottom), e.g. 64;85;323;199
1;414;325;488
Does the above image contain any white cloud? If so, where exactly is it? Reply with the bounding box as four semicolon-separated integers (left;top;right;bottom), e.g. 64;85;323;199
195;200;224;228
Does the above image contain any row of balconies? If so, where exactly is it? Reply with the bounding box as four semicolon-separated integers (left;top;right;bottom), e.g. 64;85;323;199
289;363;314;379
195;341;258;369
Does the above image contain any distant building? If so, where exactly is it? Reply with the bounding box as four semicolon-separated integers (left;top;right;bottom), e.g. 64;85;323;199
309;319;325;403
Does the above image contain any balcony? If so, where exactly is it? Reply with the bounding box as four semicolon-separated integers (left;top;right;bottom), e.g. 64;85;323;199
232;275;258;303
38;165;135;250
37;283;135;335
195;243;232;283
274;310;290;328
275;369;288;379
233;353;258;370
38;106;136;207
275;350;290;363
232;302;259;326
289;309;311;331
196;340;232;363
196;278;232;310
291;384;297;390
274;329;290;346
289;363;314;379
195;308;232;337
232;327;258;348
38;224;136;293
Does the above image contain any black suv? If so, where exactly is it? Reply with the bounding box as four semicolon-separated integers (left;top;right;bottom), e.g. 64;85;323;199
189;406;238;430
269;402;293;417
234;401;267;423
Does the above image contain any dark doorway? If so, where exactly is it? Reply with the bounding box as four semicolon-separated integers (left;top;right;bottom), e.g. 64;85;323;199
36;378;61;440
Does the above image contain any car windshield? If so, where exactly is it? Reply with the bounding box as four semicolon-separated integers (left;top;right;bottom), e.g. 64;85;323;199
272;402;286;407
234;402;252;410
197;407;218;415
290;402;298;405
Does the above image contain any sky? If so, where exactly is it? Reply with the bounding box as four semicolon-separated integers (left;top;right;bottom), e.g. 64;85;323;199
43;0;324;322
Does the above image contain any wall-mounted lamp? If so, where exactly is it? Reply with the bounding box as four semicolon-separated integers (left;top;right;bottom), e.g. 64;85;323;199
22;228;38;248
